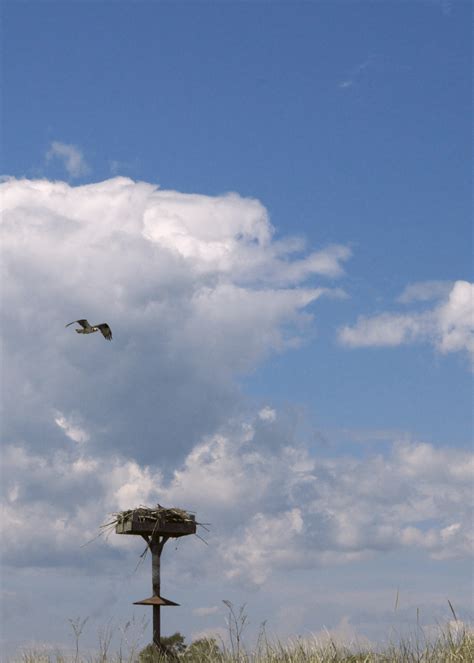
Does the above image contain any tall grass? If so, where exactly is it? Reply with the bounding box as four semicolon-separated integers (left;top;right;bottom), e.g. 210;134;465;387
11;603;474;663
15;632;474;663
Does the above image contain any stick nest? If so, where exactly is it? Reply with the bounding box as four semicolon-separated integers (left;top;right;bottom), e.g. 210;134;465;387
104;504;196;531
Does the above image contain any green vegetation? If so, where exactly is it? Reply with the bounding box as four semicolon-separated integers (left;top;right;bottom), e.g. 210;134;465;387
138;636;221;662
12;603;474;663
13;624;474;663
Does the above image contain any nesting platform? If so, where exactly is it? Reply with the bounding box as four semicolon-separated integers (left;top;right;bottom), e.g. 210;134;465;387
115;507;196;538
113;505;198;650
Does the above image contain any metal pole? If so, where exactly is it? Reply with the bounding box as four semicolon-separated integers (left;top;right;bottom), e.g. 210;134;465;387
150;536;161;649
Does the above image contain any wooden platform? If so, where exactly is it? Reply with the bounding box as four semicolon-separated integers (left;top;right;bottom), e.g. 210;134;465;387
115;510;196;537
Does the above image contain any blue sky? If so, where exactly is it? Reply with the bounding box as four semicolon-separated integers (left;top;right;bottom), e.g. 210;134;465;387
1;0;472;658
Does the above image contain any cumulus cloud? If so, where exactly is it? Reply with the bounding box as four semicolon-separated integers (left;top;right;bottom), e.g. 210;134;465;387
436;281;474;355
0;443;162;567
2;176;470;650
1;177;349;462
397;280;454;304
2;414;471;582
46;141;90;178
310;615;373;650
194;430;473;585
258;406;276;422
338;281;474;365
54;411;90;444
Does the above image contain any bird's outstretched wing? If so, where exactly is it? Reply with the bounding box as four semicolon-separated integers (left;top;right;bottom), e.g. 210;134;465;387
65;319;91;329
96;323;112;341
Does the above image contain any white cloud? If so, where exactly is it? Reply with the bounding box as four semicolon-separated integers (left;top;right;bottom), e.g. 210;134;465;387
339;312;428;347
1;422;471;577
309;615;373;650
205;429;471;580
258;406;276;422
46;141;90;178
221;508;305;585
1;175;469;650
190;626;228;644
338;281;474;365
436;281;474;356
0;444;163;566
54;411;89;443
0;177;349;462
0;412;471;657
397;280;454;303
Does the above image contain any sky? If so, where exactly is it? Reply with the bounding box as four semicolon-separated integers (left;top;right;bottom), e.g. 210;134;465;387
0;0;472;658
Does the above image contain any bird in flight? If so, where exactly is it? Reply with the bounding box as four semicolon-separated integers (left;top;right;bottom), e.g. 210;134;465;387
66;319;113;341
